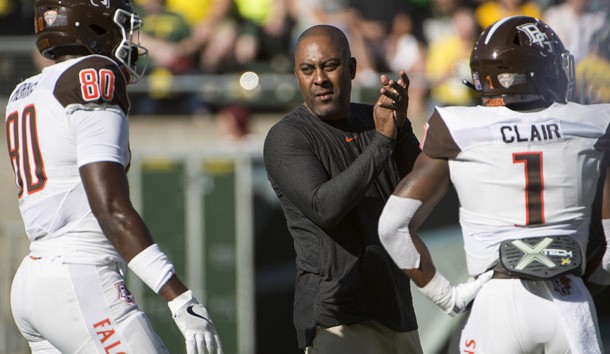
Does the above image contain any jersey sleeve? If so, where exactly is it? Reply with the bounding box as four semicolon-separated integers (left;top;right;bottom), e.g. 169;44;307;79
421;109;461;159
69;107;131;168
54;56;130;114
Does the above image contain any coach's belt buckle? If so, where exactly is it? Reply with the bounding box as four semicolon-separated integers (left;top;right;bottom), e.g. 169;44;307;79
498;236;582;280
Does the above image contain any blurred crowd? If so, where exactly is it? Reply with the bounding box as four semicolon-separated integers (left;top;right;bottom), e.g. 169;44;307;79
1;0;609;118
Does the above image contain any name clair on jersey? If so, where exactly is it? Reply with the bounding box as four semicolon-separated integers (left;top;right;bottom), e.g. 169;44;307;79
494;121;563;144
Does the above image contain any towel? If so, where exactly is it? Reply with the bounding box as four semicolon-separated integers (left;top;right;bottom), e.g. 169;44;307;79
548;275;603;354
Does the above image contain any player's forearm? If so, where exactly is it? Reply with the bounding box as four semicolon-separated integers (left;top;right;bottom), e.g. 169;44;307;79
95;206;183;296
158;274;189;301
96;209;155;262
379;195;490;315
401;232;437;287
80;163;152;262
379;195;423;268
378;195;435;284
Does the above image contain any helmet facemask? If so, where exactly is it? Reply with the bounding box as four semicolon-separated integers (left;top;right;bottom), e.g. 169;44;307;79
112;8;148;83
559;51;575;103
528;49;575;106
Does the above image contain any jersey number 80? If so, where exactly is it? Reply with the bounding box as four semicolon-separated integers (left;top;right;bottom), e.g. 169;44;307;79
6;104;46;198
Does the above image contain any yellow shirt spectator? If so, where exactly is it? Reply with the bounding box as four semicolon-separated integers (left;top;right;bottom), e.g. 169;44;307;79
234;0;274;25
427;35;475;106
135;0;215;26
475;0;542;29
426;8;478;106
0;0;11;16
576;53;610;103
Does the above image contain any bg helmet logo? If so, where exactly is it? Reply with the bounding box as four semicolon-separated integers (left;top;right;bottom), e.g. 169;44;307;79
517;23;554;54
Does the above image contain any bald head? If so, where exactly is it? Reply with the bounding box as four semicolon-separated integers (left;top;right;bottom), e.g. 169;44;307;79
293;25;357;120
295;25;352;61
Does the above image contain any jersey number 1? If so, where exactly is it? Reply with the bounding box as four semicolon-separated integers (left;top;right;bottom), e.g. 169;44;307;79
513;151;544;225
5;104;46;197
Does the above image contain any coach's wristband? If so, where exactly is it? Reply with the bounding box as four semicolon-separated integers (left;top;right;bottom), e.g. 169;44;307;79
128;243;175;293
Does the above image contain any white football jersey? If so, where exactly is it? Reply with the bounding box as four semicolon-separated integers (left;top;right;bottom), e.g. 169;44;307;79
4;55;131;263
422;102;610;275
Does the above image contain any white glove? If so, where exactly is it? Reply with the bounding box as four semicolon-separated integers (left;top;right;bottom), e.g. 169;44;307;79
418;270;494;316
168;290;223;354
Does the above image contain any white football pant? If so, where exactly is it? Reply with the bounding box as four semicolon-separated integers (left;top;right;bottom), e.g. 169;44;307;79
11;255;170;353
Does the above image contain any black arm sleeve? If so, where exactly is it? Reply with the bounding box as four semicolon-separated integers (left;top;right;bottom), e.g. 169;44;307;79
264;122;398;229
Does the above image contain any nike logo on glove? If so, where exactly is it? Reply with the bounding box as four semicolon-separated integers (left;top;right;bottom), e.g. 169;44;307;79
345;136;356;142
186;305;214;325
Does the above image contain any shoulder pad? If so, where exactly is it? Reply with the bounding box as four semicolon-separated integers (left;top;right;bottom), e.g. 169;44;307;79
54;56;130;114
422;109;461;159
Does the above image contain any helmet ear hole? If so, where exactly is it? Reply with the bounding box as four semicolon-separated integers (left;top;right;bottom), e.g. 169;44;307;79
89;24;107;35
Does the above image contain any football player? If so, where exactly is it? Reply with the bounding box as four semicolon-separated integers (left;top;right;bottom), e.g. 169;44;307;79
378;16;610;353
5;0;222;353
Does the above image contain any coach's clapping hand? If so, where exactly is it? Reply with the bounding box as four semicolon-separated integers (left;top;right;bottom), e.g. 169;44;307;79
168;290;223;354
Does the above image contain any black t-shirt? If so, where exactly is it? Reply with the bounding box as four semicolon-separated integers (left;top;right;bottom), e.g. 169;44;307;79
263;103;421;348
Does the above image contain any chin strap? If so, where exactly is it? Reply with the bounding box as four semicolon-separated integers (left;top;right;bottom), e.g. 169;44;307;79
462;79;476;91
481;94;551;109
